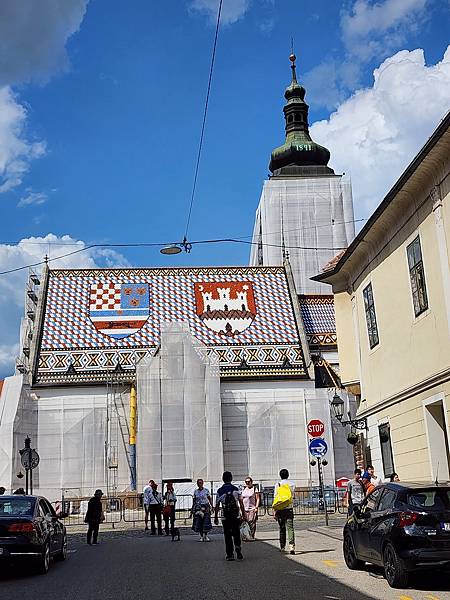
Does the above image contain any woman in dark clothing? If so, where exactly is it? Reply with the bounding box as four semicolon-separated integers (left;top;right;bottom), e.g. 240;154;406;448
163;481;177;535
85;489;104;545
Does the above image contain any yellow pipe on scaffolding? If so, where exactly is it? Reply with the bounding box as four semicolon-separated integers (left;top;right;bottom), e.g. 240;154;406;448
129;384;137;445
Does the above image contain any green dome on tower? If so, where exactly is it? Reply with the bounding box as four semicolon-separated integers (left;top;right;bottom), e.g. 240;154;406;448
269;54;333;176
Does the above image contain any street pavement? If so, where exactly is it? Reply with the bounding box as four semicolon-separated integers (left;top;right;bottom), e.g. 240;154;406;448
1;520;450;600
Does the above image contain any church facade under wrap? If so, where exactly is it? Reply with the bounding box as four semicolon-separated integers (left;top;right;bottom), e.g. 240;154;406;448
0;56;356;500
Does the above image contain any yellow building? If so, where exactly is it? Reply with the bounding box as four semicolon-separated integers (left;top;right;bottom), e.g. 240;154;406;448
313;113;450;482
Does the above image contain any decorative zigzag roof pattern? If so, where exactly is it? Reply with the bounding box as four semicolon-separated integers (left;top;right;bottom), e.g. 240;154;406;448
35;266;307;384
298;294;337;348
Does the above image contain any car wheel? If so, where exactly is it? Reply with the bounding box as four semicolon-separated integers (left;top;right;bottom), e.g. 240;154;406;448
343;533;364;570
36;541;50;575
383;543;409;588
55;533;67;561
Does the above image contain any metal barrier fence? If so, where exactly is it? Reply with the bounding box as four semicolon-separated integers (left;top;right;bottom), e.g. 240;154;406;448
54;489;346;527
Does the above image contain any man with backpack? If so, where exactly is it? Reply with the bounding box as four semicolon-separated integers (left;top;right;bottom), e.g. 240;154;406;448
272;468;296;554
214;471;247;561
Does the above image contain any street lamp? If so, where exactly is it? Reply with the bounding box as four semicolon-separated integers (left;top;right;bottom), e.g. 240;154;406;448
331;393;344;421
330;391;367;431
160;237;192;255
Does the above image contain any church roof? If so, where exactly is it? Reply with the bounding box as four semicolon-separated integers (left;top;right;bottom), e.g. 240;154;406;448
298;294;337;348
33;266;308;385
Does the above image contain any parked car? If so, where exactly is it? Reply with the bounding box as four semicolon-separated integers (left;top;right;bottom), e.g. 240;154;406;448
343;482;450;588
0;495;67;574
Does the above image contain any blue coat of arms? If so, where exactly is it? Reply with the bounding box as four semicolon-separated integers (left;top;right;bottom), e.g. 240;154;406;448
89;282;149;340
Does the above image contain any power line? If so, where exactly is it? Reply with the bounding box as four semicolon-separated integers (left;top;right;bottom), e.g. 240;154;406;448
184;0;223;242
0;237;348;276
0;217;367;247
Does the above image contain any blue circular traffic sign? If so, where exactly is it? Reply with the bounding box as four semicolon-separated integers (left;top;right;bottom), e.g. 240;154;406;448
309;437;328;458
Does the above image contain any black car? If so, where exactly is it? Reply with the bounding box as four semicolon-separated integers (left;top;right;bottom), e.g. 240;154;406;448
343;482;450;588
0;495;67;574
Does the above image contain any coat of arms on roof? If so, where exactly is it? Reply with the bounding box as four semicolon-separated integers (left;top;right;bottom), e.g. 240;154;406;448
89;282;150;340
194;281;256;337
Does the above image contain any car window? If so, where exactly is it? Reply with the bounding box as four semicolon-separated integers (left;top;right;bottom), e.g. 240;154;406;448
362;488;383;513
0;498;35;516
377;489;396;511
39;499;51;517
42;499;56;517
407;489;450;510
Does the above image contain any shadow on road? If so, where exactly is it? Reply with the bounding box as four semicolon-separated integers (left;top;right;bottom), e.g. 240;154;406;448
0;528;449;598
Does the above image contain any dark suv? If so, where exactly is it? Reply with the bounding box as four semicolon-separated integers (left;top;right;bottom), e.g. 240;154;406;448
343;482;450;588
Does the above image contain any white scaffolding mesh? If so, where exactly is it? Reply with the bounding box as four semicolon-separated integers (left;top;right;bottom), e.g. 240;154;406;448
249;176;355;294
136;322;223;487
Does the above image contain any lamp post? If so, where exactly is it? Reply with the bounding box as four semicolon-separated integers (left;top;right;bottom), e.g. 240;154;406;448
310;457;329;526
330;392;367;433
19;436;40;494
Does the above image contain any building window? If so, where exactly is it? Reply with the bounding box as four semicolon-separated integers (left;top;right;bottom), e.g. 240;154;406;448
363;283;379;349
407;236;428;317
379;423;395;478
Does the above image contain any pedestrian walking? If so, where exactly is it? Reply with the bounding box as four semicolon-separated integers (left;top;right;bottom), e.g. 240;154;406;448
389;472;400;482
241;477;260;539
143;480;163;535
345;469;365;515
191;478;213;542
214;471;246;561
273;468;295;555
367;465;382;486
163;481;177;536
84;489;104;545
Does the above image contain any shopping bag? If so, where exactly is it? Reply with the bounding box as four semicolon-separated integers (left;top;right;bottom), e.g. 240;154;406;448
240;521;252;541
272;483;292;511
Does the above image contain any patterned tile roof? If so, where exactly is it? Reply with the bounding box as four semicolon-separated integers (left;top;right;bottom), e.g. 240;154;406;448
298;294;337;348
35;266;307;384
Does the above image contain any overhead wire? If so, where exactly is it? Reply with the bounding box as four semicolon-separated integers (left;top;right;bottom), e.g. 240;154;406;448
184;0;223;242
0;236;348;276
0;217;367;247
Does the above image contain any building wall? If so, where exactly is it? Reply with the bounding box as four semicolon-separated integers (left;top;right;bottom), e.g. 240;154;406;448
333;292;360;387
366;381;450;481
354;186;450;412
220;379;355;487
331;147;450;481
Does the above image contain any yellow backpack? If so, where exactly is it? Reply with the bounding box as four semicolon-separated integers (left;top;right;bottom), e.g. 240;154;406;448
272;483;292;511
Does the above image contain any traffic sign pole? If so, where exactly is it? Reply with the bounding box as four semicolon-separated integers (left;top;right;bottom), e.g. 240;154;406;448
317;457;329;527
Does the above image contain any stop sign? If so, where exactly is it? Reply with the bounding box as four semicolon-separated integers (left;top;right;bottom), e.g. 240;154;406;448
307;419;325;438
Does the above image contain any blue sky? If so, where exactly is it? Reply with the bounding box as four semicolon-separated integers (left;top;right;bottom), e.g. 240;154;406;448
0;0;449;375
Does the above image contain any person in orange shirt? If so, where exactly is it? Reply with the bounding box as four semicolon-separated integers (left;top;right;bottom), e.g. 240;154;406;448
362;472;375;496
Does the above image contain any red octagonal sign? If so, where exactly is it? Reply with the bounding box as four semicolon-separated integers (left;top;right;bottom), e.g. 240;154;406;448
307;419;325;438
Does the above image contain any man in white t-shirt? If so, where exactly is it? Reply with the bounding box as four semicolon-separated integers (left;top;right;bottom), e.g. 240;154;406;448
273;468;296;554
143;479;163;534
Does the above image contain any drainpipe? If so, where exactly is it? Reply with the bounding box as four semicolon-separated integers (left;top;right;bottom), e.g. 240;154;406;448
129;384;137;490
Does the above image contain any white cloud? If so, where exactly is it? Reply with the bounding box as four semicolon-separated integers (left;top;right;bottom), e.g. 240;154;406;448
0;87;46;193
341;0;429;60
0;234;129;378
189;0;250;25
0;1;90;198
304;0;431;110
17;190;48;208
0;0;89;86
310;46;450;217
